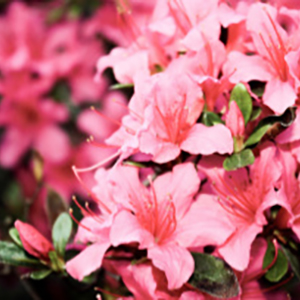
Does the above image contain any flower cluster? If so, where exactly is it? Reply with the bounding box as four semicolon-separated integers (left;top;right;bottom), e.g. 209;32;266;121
62;0;300;299
1;0;300;299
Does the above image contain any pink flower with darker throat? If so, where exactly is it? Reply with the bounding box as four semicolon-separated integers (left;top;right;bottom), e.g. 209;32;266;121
199;144;284;271
223;3;300;114
109;163;234;290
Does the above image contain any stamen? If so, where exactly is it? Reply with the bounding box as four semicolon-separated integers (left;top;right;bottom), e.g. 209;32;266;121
73;150;121;173
69;208;92;232
85;202;104;223
112;99;144;123
72;195;89;217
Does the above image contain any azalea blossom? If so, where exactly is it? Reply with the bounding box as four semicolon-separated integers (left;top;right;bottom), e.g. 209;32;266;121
198;144;283;270
109;162;234;289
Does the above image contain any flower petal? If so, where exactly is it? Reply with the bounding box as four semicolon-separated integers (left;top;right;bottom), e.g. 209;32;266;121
181;123;233;155
148;243;194;290
66;240;110;281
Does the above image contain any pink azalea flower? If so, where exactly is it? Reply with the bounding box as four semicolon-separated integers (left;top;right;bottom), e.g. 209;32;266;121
223;3;299;113
138;72;233;163
0;97;70;167
15;220;54;262
109;163;234;289
198;144;283;270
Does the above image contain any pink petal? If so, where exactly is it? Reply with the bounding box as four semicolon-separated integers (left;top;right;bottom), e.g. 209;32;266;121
218;2;245;27
148;243;194;290
175;194;235;248
34;125;70;163
66;241;110;281
0;128;32;167
110;210;154;248
139;131;181;163
153;163;200;220
223;51;273;83
263;78;296;114
181;123;233;155
219;222;263;271
113;262;157;300
180;291;206;300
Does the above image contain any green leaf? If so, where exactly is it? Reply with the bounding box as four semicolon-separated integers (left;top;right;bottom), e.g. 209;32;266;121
280;243;300;280
244;107;296;148
250;107;262;121
223;149;255;171
46;189;68;227
263;241;289;283
189;252;239;298
8;228;23;248
30;269;52;280
0;241;41;268
110;83;134;90
230;83;253;125
52;212;72;258
201;111;224;127
49;251;65;272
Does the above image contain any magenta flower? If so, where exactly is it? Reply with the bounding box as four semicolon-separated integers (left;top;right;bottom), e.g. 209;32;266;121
109;163;234;289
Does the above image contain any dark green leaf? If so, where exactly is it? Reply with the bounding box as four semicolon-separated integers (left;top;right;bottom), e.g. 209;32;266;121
110;83;134;90
0;241;41;268
52;212;72;258
244;107;296;147
263;241;289;283
8;228;23;248
189;252;239;298
230;83;253;124
30;269;52;280
201;111;224;127
46;189;68;227
280;243;300;280
223;149;255;171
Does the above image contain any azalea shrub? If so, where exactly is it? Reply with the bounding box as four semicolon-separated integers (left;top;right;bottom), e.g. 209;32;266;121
1;0;300;299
